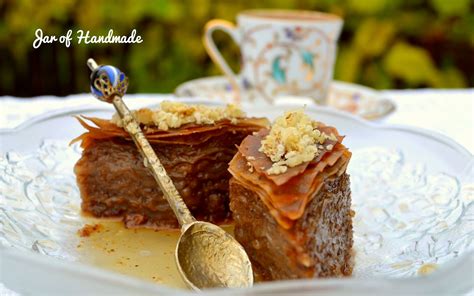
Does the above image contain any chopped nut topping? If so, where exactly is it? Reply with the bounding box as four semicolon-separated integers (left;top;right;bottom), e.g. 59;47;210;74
260;109;336;175
326;144;334;150
111;101;245;130
246;161;254;173
267;163;288;175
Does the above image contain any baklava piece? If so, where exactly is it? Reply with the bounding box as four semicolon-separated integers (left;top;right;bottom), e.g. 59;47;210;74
72;101;269;229
228;110;353;281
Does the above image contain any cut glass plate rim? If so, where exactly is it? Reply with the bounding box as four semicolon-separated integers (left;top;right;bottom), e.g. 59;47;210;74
0;99;473;296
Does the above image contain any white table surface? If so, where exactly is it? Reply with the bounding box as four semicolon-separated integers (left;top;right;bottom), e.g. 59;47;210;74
1;89;473;154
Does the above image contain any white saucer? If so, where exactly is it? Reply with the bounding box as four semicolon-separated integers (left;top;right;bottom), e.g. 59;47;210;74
175;76;396;120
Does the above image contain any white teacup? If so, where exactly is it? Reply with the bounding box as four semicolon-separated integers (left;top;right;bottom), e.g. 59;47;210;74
204;9;343;104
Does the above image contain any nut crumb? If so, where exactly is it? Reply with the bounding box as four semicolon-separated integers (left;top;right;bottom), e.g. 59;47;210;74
246;161;254;173
267;164;287;175
77;223;103;237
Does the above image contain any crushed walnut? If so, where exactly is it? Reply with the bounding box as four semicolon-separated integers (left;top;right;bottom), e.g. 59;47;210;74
246;161;254;173
259;109;337;175
111;101;246;130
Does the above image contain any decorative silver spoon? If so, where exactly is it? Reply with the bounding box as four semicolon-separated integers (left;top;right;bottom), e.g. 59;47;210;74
86;58;253;290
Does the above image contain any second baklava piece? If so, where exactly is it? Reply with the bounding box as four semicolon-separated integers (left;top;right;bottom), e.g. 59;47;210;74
228;109;354;281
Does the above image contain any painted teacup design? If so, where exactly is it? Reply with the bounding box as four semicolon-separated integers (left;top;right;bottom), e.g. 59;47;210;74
204;10;343;104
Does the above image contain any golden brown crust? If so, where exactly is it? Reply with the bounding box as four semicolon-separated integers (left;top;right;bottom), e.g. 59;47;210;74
70;115;269;149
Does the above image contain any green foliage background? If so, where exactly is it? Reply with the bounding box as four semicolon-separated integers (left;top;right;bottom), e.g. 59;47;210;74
0;0;472;96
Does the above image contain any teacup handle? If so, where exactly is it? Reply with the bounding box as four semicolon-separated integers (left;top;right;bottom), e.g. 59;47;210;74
203;19;241;103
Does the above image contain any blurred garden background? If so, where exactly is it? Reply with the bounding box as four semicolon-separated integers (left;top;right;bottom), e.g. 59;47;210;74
0;0;472;97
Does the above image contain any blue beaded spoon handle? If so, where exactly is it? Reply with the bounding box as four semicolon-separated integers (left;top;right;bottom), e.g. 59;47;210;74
89;61;129;101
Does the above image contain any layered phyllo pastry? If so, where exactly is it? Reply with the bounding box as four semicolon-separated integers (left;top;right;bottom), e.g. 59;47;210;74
228;110;353;281
72;101;269;229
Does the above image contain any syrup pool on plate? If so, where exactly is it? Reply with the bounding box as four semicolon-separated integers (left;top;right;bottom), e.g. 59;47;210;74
75;218;234;289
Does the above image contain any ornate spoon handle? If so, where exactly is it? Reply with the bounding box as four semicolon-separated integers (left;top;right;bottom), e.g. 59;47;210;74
87;58;196;228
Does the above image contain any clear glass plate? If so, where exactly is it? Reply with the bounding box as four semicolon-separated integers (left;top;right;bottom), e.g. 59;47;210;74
1;102;472;295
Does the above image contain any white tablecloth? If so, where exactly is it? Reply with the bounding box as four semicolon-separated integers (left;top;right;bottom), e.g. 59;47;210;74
1;89;473;153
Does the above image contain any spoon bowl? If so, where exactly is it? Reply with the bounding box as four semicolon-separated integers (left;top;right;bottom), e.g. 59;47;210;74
176;222;253;289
